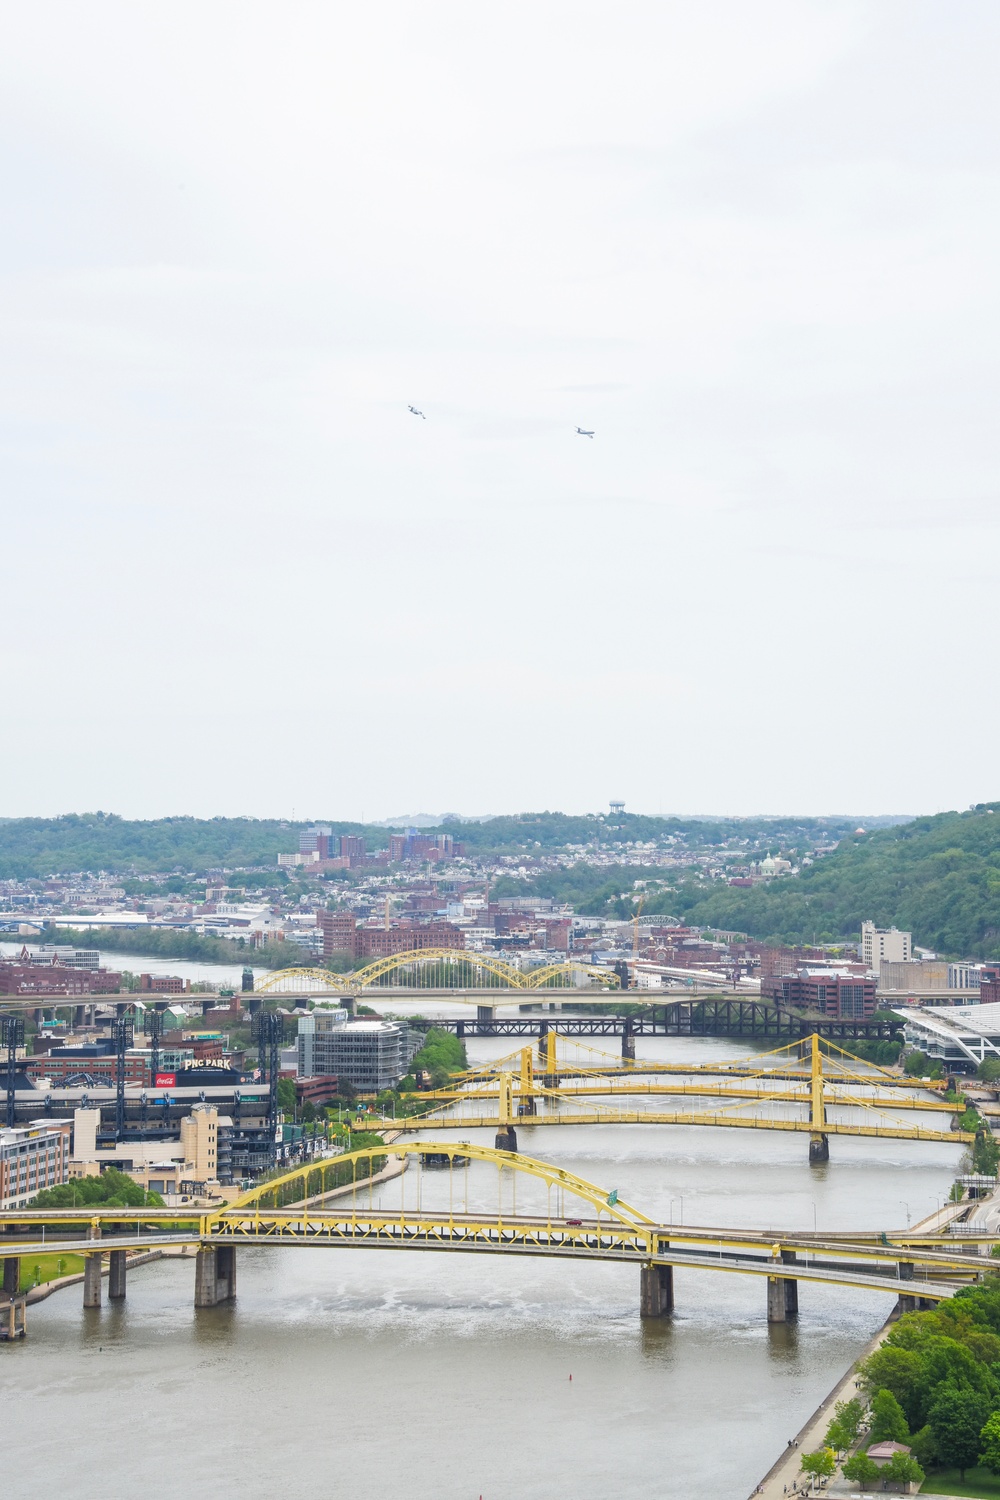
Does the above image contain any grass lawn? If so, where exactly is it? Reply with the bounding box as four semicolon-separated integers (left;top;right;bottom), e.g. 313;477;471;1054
18;1253;85;1292
920;1467;1000;1497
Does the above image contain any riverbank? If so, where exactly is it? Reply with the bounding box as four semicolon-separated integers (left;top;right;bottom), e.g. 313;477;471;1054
747;1310;898;1499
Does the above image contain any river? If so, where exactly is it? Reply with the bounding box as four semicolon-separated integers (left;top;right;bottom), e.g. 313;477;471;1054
0;1031;963;1500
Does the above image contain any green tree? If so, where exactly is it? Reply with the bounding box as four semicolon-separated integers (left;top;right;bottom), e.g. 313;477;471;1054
927;1383;994;1480
882;1451;924;1486
833;1397;864;1443
869;1388;911;1444
822;1419;849;1451
30;1169;162;1209
909;1423;937;1469
798;1449;835;1479
841;1453;880;1488
276;1078;296;1114
979;1409;1000;1476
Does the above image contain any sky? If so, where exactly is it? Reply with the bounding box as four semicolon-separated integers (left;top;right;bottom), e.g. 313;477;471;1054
2;2;998;822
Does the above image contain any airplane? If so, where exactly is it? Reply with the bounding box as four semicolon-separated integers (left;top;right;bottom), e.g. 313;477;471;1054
576;426;594;438
408;405;426;419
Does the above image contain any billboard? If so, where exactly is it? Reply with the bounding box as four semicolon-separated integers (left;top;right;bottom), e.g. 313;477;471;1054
154;1072;176;1088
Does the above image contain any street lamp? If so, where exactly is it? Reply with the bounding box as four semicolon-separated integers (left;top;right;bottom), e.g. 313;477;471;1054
899;1201;910;1226
670;1196;684;1225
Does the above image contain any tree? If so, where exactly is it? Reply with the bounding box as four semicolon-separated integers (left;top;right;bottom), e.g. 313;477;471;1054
908;1423;937;1468
833;1397;865;1443
981;1411;1000;1476
882;1450;924;1485
822;1419;849;1452
841;1453;879;1488
799;1449;835;1480
869;1388;910;1444
857;1346;926;1426
928;1383;994;1480
276;1078;296;1114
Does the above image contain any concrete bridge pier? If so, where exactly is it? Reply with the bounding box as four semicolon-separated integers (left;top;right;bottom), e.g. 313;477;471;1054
3;1257;19;1297
0;1293;26;1340
195;1245;237;1307
767;1252;799;1322
621;1023;636;1062
83;1225;103;1309
108;1250;127;1300
494;1125;518;1151
809;1133;830;1164
476;1005;496;1031
640;1262;674;1317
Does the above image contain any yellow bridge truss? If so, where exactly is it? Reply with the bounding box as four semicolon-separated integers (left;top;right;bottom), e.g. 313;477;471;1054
253;951;620;994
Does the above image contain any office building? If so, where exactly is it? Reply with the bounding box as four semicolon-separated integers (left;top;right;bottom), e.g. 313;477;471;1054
860;921;911;974
0;1120;72;1209
297;1013;412;1092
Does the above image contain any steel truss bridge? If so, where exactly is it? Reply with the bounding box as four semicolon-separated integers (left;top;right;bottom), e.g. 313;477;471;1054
0;1142;991;1340
379;1035;973;1157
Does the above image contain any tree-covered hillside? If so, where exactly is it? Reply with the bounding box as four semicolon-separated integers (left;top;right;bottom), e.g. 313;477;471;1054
0;814;370;878
0;809;885;878
669;804;1000;958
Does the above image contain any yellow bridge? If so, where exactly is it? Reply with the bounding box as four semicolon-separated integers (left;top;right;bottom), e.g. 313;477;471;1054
378;1034;975;1159
253;951;621;994
0;1141;991;1339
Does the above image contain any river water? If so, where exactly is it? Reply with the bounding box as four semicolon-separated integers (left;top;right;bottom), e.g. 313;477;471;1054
1;1032;964;1500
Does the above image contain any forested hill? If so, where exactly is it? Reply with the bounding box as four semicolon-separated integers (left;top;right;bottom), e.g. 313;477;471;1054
672;803;1000;959
0;815;363;878
0;810;885;878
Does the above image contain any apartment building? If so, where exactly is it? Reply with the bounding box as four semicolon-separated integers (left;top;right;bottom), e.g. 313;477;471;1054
0;1120;72;1209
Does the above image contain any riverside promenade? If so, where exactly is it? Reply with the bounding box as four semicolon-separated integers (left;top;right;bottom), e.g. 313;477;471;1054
747;1202;971;1499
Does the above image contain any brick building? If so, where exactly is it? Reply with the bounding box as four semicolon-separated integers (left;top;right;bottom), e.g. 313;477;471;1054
762;970;876;1020
0;962;121;996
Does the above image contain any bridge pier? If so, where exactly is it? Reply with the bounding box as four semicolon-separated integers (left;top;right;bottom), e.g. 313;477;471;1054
767;1251;799;1322
640;1262;674;1317
621;1023;635;1062
2;1257;19;1298
108;1250;127;1300
476;1005;495;1031
494;1125;517;1152
194;1245;237;1307
809;1133;829;1164
83;1224;103;1309
0;1292;26;1340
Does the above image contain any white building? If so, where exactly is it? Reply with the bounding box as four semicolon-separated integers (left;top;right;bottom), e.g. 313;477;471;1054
861;921;911;974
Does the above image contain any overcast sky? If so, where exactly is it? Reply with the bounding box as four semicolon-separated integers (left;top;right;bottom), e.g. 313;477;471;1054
3;2;998;822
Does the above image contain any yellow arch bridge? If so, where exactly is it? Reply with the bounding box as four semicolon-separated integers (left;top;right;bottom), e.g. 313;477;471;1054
252;950;620;994
0;1141;989;1339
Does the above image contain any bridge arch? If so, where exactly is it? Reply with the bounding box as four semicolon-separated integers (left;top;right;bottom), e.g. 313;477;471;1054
350;948;529;989
253;967;350;994
224;1140;656;1232
522;961;620;989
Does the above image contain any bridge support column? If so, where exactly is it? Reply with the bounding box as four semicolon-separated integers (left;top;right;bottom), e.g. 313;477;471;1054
108;1250;127;1300
194;1245;237;1307
640;1262;674;1317
476;1005;495;1031
621;1023;635;1062
809;1133;829;1164
83;1224;103;1309
342;994;356;1017
0;1294;26;1340
494;1125;517;1152
767;1251;798;1322
2;1257;19;1297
